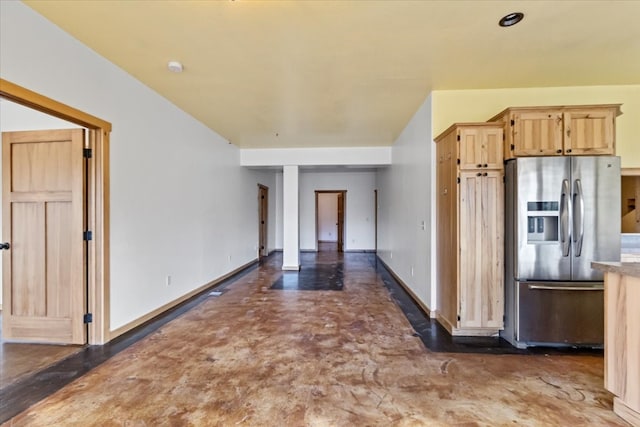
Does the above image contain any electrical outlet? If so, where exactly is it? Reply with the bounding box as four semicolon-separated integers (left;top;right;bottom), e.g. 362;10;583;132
166;275;171;286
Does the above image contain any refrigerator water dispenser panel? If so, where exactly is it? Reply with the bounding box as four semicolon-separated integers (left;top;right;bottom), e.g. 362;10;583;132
527;201;559;243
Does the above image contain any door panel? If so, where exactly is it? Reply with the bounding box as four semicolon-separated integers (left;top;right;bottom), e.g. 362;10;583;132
458;128;483;170
11;202;46;316
459;172;482;328
481;171;504;328
564;109;615;155
571;156;620;280
2;129;86;344
514;157;571;281
482;128;504;169
513;111;563;156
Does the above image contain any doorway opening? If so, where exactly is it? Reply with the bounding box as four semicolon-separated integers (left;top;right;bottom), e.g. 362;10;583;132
315;190;346;253
258;184;269;258
0;78;111;347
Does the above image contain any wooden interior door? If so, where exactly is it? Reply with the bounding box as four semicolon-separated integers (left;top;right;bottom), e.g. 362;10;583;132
258;185;268;258
2;129;87;344
337;192;345;253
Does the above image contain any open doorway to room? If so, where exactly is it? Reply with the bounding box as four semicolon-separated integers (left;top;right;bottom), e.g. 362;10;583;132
258;184;269;258
315;190;346;252
0;79;111;390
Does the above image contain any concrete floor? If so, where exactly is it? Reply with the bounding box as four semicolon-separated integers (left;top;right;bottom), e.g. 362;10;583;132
3;250;627;426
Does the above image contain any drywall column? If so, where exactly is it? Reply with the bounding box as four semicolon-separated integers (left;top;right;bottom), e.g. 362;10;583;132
282;165;300;270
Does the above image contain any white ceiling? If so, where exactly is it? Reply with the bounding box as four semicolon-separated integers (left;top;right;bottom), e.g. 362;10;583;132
24;0;640;149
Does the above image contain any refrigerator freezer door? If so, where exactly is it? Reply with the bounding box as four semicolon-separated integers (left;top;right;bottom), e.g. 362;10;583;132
517;281;604;346
571;156;621;280
514;157;572;281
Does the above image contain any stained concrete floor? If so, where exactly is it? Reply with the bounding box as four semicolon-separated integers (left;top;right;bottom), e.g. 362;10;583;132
3;250;627;426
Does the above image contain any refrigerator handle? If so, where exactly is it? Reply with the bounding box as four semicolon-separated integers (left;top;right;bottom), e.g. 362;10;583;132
572;179;584;257
560;179;571;257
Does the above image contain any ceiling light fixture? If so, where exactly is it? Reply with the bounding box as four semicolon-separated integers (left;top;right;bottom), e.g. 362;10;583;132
167;61;184;73
499;12;524;27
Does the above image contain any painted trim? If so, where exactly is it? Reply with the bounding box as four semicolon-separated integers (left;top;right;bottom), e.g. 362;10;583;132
282;265;301;271
344;249;376;253
376;256;432;318
109;258;258;340
1;78;111;345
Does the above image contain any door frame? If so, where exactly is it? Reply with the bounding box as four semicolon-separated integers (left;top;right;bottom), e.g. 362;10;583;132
257;184;268;258
374;189;378;253
314;190;346;252
1;78;111;345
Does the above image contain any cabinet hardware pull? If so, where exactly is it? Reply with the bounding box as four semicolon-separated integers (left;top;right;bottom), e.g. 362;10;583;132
483;173;488;176
477;164;482;168
566;149;572;153
556;149;562;153
476;172;482;177
483;164;488;167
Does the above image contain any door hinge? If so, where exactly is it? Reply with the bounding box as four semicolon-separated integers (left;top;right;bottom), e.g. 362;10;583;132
457;315;461;321
456;134;460;141
503;175;506;183
456;177;460;184
83;313;93;324
83;230;93;241
510;119;515;126
510;144;515;151
456;158;460;165
83;148;92;158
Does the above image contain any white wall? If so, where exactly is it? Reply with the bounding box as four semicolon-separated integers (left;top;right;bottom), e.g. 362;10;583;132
1;1;277;331
0;101;83;307
376;94;434;309
299;171;376;251
317;193;338;242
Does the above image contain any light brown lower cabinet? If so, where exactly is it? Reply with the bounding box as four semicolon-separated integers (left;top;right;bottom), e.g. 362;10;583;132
599;267;640;426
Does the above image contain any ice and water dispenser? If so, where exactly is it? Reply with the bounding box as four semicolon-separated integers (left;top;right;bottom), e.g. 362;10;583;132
526;201;559;243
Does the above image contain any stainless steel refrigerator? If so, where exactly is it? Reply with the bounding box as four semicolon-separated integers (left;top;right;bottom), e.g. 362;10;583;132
503;156;620;348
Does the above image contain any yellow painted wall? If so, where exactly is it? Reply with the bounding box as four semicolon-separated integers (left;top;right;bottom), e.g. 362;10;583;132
432;85;640;168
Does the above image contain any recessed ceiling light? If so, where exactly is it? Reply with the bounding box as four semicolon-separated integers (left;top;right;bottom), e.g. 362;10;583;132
499;12;524;27
167;61;184;73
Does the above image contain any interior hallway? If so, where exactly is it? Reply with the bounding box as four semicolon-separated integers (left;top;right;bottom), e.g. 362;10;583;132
4;251;624;426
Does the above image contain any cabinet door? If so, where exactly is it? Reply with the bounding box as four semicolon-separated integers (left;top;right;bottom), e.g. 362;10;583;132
512;111;563;156
458;172;483;328
564;108;615;155
458;128;483;170
481;127;504;169
480;171;504;328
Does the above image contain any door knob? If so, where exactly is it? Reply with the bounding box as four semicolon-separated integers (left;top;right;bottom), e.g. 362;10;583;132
0;242;10;250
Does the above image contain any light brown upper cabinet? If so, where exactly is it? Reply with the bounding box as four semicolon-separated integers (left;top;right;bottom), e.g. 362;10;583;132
457;125;504;170
489;104;622;160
